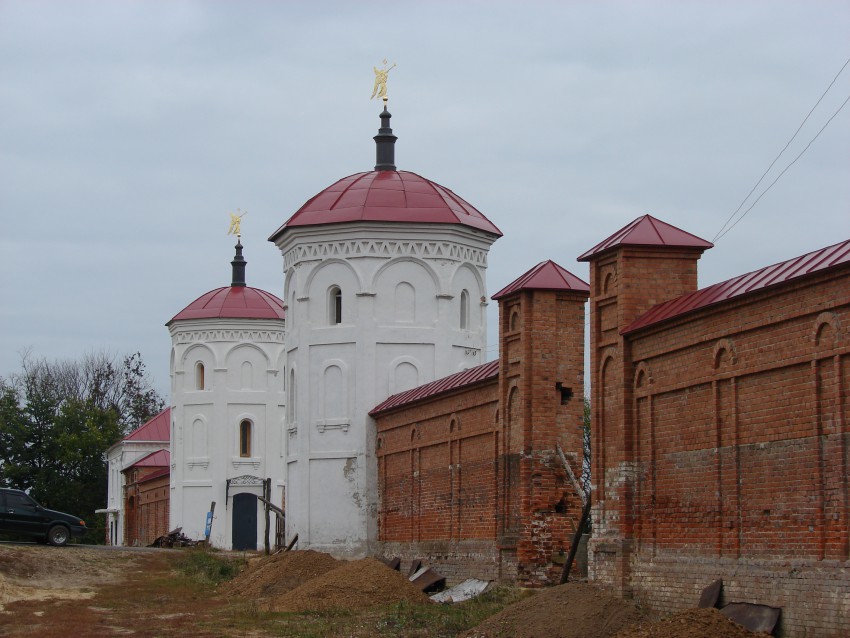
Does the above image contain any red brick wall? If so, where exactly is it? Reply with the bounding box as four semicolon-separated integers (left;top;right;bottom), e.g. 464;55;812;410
376;287;588;585
587;238;850;636
124;468;170;547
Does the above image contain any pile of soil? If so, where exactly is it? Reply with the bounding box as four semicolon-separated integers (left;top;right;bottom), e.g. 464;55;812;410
463;582;648;638
222;549;340;599
268;557;430;612
611;607;764;638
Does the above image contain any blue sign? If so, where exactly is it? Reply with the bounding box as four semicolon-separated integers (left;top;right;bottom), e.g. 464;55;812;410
205;511;213;538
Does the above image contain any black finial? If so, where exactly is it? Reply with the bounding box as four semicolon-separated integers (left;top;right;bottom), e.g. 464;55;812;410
374;105;397;171
231;240;247;287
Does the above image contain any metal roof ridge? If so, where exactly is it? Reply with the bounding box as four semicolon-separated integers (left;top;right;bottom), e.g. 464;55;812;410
624;237;850;334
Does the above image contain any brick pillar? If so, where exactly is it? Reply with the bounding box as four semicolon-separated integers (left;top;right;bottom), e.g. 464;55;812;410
582;243;707;596
497;286;589;584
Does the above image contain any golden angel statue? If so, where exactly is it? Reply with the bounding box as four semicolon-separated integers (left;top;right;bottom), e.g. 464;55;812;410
227;209;247;236
371;59;396;100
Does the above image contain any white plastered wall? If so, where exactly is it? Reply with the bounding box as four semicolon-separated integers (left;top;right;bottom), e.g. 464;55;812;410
274;222;496;556
168;317;286;549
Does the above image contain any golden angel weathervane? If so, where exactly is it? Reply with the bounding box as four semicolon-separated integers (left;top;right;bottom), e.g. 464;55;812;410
227;208;247;238
371;59;396;102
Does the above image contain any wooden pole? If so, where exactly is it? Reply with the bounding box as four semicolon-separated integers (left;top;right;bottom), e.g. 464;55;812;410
560;495;592;584
264;478;271;555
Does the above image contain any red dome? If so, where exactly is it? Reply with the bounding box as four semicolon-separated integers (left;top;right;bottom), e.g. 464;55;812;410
269;170;502;241
169;286;285;324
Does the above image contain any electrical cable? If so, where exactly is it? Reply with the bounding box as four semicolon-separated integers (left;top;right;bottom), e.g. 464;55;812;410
713;55;850;242
714;90;850;243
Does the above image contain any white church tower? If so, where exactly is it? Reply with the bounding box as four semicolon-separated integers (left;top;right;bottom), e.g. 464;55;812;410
167;240;286;550
268;105;502;555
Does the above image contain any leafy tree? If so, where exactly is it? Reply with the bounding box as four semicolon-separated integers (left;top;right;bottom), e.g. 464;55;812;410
582;396;591;533
0;351;164;542
582;396;591;494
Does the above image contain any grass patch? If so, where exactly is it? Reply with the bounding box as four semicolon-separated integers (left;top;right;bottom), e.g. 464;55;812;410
173;547;247;586
237;585;530;638
374;586;529;637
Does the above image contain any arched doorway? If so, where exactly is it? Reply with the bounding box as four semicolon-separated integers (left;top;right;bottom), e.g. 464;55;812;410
232;492;257;550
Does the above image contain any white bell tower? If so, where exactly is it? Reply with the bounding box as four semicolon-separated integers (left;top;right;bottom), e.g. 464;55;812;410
270;106;501;555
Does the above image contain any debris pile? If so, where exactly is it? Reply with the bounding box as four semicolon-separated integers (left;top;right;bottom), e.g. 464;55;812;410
268;557;430;612
611;607;764;638
149;527;198;548
463;582;648;638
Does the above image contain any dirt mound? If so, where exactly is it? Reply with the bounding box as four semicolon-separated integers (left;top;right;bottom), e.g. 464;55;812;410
464;582;647;638
269;557;430;612
611;607;764;638
223;549;340;599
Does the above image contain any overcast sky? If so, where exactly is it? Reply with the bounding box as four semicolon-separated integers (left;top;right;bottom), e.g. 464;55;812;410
2;1;848;399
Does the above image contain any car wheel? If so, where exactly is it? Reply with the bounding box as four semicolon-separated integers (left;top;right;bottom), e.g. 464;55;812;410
47;525;69;547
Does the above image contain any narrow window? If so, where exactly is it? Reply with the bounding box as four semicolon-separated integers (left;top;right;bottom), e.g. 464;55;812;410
195;362;205;390
460;289;470;329
329;286;342;325
239;420;252;457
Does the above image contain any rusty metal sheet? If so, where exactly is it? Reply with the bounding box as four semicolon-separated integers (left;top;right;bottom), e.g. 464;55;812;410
720;602;781;634
698;579;722;608
378;557;400;571
409;566;446;593
407;559;422;578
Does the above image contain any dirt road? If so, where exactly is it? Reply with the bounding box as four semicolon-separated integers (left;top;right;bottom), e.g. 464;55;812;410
0;544;767;638
0;543;204;637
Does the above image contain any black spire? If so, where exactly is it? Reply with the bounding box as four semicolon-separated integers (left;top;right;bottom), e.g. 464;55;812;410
231;240;247;287
374;105;397;171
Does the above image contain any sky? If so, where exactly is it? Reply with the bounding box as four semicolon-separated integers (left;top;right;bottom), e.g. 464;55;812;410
2;1;849;400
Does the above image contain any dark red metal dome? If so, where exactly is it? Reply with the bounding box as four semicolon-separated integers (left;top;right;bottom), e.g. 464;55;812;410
168;286;285;324
269;170;502;242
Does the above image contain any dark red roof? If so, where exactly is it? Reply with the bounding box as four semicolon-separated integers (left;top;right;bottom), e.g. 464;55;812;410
624;238;850;334
370;360;499;416
492;260;589;300
127;449;170;469
124;408;170;442
578;214;713;262
169;286;285;323
269;170;502;241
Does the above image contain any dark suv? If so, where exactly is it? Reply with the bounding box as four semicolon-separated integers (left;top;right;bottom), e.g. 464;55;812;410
0;488;87;546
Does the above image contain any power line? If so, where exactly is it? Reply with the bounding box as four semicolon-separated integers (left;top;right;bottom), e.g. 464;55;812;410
714;90;850;243
713;55;850;243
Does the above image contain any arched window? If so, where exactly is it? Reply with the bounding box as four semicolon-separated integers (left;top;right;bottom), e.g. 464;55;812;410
329;286;342;325
460;289;470;329
510;310;520;332
195;362;205;390
239;420;252;458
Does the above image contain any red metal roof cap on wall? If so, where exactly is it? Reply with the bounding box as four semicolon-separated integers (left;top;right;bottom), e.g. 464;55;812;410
169;286;285;324
624;238;850;334
269;170;502;241
370;360;499;416
578;214;713;262
492;260;589;300
138;466;170;484
128;449;170;469
124;407;170;442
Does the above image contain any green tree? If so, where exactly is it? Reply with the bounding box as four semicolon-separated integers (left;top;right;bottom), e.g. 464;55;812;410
0;351;164;543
